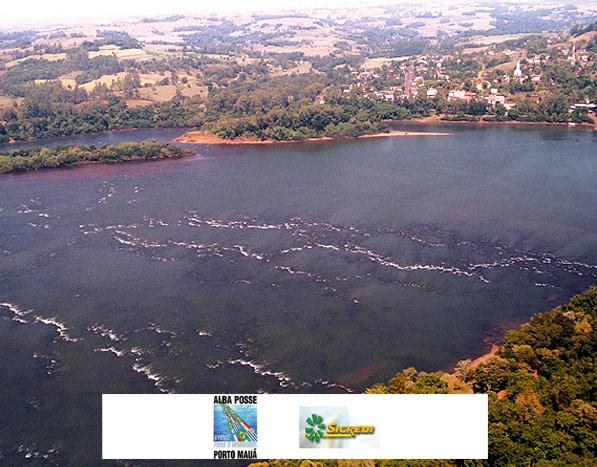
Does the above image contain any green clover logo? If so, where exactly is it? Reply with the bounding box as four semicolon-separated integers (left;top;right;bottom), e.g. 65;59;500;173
305;413;326;443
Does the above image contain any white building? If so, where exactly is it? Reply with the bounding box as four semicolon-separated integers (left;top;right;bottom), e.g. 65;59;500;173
448;90;475;101
449;89;466;99
486;94;505;107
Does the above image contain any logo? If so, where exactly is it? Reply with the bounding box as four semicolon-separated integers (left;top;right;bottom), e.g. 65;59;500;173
304;413;326;443
213;395;258;460
215;404;257;443
300;407;377;448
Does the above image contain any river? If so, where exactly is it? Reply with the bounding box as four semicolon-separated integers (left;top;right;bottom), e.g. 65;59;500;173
0;123;595;464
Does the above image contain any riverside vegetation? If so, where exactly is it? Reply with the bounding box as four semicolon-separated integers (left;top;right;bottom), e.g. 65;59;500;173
249;288;596;467
0;140;192;173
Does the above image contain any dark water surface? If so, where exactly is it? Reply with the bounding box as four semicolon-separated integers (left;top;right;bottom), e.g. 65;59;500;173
0;124;595;464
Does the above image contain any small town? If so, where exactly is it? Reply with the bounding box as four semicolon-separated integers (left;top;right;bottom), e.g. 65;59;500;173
339;35;595;125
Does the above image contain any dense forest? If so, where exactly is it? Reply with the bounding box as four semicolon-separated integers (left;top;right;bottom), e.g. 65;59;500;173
0;140;192;173
0;75;418;142
201;76;416;140
246;288;596;466
0;96;205;143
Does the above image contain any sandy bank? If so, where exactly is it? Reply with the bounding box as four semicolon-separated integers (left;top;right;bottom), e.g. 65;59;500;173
174;130;452;144
469;343;500;370
411;116;595;129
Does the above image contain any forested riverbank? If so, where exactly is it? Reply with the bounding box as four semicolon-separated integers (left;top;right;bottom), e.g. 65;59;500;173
246;288;596;467
1;71;593;145
0;140;193;173
360;288;597;466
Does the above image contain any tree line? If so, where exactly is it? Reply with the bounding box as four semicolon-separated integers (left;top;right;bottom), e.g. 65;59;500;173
365;288;596;466
0;70;592;144
0;96;203;143
0;140;192;173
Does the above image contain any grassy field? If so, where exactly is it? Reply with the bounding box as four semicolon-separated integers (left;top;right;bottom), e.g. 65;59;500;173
135;81;208;102
0;94;21;109
137;84;178;102
88;46;149;60
466;33;541;46
271;61;312;76
5;52;67;68
5;45;150;71
249;18;344;56
41;71;175;90
362;56;409;70
179;83;209;99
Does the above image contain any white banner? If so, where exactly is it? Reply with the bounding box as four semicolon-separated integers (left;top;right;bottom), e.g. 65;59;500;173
103;394;487;460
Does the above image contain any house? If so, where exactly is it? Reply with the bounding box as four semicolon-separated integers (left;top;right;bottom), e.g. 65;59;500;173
486;94;505;107
448;90;475;101
527;56;546;65
426;87;438;97
448;90;466;99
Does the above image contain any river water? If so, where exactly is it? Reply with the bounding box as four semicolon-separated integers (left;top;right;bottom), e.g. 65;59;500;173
0;124;595;464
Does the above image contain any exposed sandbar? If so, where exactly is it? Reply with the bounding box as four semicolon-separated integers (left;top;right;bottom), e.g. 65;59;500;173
174;130;452;144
